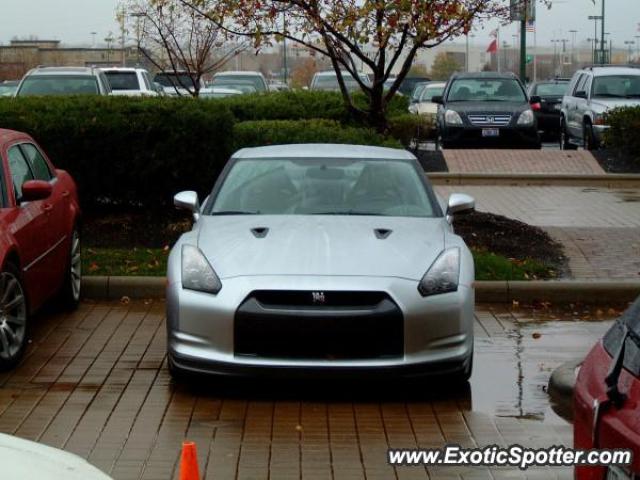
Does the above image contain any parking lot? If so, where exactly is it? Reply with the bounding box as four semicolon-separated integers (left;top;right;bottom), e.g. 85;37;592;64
0;300;614;480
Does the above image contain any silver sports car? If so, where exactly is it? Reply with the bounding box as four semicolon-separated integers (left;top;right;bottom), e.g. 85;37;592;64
167;144;476;380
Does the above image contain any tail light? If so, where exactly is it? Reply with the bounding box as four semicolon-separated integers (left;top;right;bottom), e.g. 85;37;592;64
531;102;542;111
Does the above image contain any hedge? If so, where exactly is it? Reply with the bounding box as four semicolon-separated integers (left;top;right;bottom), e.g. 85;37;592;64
0;96;235;212
0;92;413;213
217;90;410;123
233;119;401;150
604;106;640;164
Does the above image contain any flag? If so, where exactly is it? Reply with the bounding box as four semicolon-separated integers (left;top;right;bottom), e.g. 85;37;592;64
487;39;498;53
526;20;535;33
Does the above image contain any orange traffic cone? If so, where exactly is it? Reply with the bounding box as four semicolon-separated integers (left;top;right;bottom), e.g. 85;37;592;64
179;441;200;480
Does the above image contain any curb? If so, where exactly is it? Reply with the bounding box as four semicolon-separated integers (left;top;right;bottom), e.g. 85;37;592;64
428;172;640;188
548;359;582;422
82;277;640;303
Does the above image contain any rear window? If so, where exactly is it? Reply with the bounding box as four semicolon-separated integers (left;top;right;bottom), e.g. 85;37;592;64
447;78;527;103
533;83;568;96
213;75;266;92
154;73;196;89
104;71;140;90
18;75;99;96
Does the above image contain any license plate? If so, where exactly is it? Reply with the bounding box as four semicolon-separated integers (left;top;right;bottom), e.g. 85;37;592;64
482;128;499;137
553;104;562;110
607;466;632;480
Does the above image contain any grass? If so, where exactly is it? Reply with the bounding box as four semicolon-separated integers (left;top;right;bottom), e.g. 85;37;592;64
83;247;558;281
83;247;168;276
473;249;558;281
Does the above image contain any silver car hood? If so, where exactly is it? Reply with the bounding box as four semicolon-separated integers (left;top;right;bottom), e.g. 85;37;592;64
196;215;445;280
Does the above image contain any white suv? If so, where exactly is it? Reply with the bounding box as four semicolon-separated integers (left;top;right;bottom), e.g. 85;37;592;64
560;66;640;150
101;67;159;97
16;66;111;96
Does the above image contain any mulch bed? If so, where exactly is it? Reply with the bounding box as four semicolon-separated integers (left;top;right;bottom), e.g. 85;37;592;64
592;149;640;174
453;211;567;269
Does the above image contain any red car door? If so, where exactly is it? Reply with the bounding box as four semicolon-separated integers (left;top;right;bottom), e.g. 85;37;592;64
4;144;55;309
19;142;68;287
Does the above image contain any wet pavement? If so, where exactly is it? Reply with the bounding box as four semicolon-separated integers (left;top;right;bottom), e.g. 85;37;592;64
0;300;618;479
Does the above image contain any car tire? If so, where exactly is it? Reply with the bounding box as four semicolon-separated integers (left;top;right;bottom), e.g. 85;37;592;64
0;262;29;371
58;227;81;310
583;122;599;151
560;118;577;150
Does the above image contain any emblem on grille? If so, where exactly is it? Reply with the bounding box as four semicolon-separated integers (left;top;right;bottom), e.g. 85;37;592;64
312;292;326;304
486;116;495;124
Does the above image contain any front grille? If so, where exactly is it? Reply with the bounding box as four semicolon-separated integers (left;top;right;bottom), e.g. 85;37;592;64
235;291;404;360
467;114;512;126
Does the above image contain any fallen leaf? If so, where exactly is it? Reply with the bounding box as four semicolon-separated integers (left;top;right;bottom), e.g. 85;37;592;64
532;332;542;339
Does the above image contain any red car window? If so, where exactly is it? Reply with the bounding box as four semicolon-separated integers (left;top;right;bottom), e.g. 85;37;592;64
7;146;34;201
20;143;53;181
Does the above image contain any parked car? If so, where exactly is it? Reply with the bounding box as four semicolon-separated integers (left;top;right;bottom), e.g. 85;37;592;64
527;79;569;139
409;81;430;107
15;66;111;97
434;71;541;149
0;80;19;97
398;75;431;96
211;71;269;93
0;433;112;479
166;144;476;381
560;66;640;150
101;67;159;97
153;70;203;96
199;87;243;99
0;129;81;370
574;296;640;480
309;70;370;92
408;82;446;120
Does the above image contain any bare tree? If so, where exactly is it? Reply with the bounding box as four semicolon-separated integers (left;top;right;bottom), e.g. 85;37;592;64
124;0;247;96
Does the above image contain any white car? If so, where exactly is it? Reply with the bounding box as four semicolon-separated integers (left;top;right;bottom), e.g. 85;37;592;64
408;82;446;118
0;433;112;479
101;67;159;97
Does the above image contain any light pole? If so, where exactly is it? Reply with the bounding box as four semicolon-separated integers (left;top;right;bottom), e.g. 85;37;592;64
600;0;606;64
569;30;577;66
129;12;146;66
91;32;97;48
105;33;115;63
588;15;602;63
635;36;640;62
551;39;560;75
512;34;518;73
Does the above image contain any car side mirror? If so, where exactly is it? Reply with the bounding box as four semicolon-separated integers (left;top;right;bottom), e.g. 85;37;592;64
174;190;200;221
529;95;542;104
446;193;475;222
575;90;588;99
21;180;52;203
431;95;444;105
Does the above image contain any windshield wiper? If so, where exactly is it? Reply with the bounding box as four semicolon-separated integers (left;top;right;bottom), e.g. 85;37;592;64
210;210;260;215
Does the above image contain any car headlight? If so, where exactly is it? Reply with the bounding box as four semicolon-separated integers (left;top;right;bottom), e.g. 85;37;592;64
181;244;222;294
418;247;460;297
517;109;535;126
445;109;464;126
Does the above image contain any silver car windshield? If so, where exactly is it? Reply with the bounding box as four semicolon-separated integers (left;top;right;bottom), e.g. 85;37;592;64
592;75;640;98
18;75;99;96
209;158;436;217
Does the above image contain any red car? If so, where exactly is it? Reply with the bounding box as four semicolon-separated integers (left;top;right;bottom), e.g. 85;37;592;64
0;129;81;370
574;297;640;480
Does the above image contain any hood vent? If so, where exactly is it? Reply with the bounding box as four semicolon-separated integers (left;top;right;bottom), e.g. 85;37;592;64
374;228;392;239
251;227;269;238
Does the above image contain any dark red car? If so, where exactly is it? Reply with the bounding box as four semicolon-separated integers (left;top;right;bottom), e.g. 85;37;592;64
0;129;81;370
574;297;640;480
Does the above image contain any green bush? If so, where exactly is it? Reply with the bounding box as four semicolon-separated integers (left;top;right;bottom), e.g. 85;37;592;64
603;106;640;162
217;90;409;123
0;96;235;212
233;119;401;150
388;114;436;147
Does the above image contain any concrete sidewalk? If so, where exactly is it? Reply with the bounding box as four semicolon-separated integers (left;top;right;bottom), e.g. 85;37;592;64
435;185;640;280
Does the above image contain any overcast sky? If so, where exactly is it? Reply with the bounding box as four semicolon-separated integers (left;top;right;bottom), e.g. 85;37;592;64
1;0;639;50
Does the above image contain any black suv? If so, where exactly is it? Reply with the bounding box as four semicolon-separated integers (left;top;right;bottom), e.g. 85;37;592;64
434;72;541;149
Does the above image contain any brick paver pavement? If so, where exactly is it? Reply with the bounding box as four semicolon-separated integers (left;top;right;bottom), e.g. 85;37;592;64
443;150;604;175
435;185;640;280
0;300;615;480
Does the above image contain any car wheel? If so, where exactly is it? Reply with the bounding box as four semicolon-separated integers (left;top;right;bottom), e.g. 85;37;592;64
58;228;81;310
0;263;29;371
560;119;577;150
583;122;599;151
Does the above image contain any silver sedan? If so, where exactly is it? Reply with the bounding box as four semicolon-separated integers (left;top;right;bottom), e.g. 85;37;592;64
166;144;475;381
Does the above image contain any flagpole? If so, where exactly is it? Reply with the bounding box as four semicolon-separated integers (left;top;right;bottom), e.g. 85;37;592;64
533;26;537;82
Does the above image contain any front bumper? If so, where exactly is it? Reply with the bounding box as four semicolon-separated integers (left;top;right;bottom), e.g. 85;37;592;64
166;275;474;379
441;125;540;148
